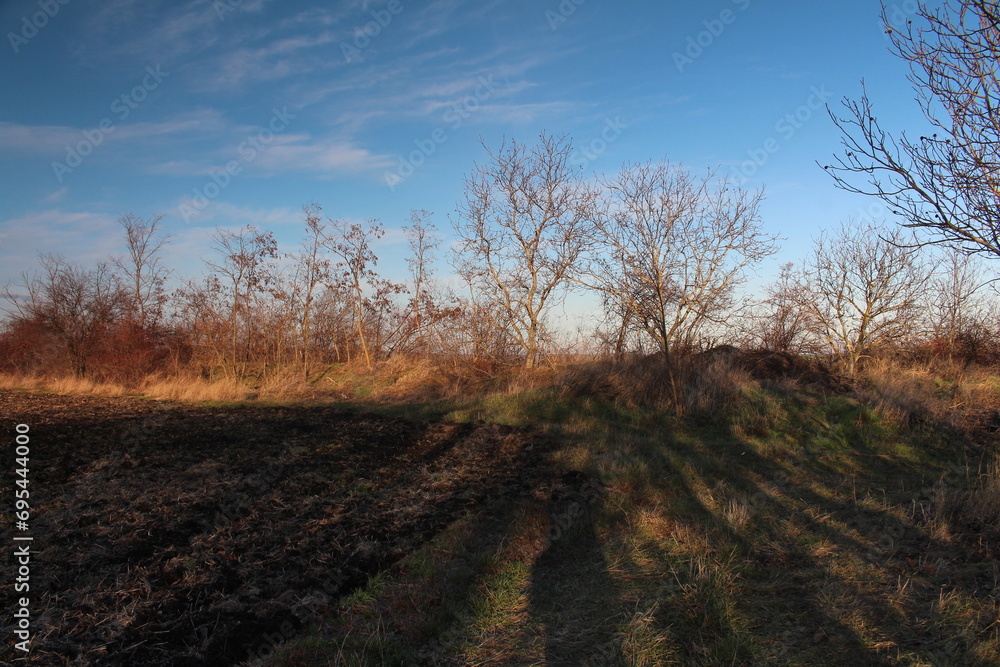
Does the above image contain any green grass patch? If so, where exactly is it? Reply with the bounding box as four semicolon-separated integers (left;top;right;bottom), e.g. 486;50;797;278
263;375;1000;666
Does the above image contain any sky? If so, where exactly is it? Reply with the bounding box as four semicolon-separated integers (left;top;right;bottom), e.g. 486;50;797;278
0;0;933;309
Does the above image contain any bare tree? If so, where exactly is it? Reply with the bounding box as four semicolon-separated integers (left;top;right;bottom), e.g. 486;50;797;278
800;221;929;374
824;1;1000;258
291;203;331;377
309;287;357;364
592;290;646;357
925;246;993;357
403;209;440;355
321;217;404;367
111;213;171;327
205;225;278;376
585;161;777;360
6;254;124;377
437;295;522;374
454;133;599;368
174;275;229;376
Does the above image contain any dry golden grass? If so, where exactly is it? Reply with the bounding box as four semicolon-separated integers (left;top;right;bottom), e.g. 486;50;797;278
8;355;997;448
139;375;254;402
928;457;1000;548
0;373;129;397
0;372;269;402
965;460;1000;526
0;350;771;417
860;356;1000;430
0;357;464;404
557;353;758;418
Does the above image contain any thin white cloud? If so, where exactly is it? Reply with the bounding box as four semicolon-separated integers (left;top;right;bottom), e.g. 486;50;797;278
0;110;229;155
275;4;367;30
169;200;298;227
191;31;342;91
146;130;392;178
0;210;121;278
42;188;68;203
113;110;230;140
144;160;216;177
0;122;81;153
302;49;555;135
76;2;366;91
250;134;394;174
78;0;209;61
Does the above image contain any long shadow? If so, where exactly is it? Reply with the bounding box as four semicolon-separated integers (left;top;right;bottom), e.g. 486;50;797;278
0;394;560;666
341;382;1000;665
19;385;995;665
403;460;623;666
780;421;1000;664
527;470;622;665
405;403;864;664
636;384;1000;665
624;422;880;664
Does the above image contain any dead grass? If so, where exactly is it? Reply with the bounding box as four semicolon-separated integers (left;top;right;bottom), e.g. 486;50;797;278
0;351;821;419
0;357;471;405
0;372;263;402
140;375;255;402
861;356;1000;430
924;457;1000;553
8;353;1000;663
557;353;758;418
0;373;130;396
311;355;1000;665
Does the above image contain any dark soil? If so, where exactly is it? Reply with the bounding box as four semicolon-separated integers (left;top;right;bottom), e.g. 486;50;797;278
0;391;553;665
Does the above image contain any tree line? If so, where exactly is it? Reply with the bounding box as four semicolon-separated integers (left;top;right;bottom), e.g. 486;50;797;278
1;134;995;384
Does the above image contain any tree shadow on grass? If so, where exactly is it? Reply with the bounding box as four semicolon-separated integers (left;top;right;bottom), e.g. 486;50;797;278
1;393;581;666
209;384;1000;666
612;422;881;665
527;470;623;666
626;386;1000;665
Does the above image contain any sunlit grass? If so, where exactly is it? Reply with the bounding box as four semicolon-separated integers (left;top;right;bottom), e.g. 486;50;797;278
292;363;1000;665
0;372;129;396
5;356;1000;664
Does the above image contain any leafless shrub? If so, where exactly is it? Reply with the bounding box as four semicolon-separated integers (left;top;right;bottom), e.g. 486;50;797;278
3;254;126;377
741;262;815;353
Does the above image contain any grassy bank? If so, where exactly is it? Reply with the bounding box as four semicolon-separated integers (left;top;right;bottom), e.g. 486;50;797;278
7;356;1000;664
254;359;1000;665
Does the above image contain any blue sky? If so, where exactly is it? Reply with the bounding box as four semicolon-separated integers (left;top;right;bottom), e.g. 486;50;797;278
0;0;930;301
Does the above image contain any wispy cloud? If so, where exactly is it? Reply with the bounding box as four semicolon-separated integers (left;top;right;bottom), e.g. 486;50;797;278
0;110;229;156
79;0;223;61
77;2;363;91
169;201;299;227
0;122;81;153
146;130;392;178
250;134;394;174
302;47;557;135
189;30;343;92
42;187;68;203
0;210;121;277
